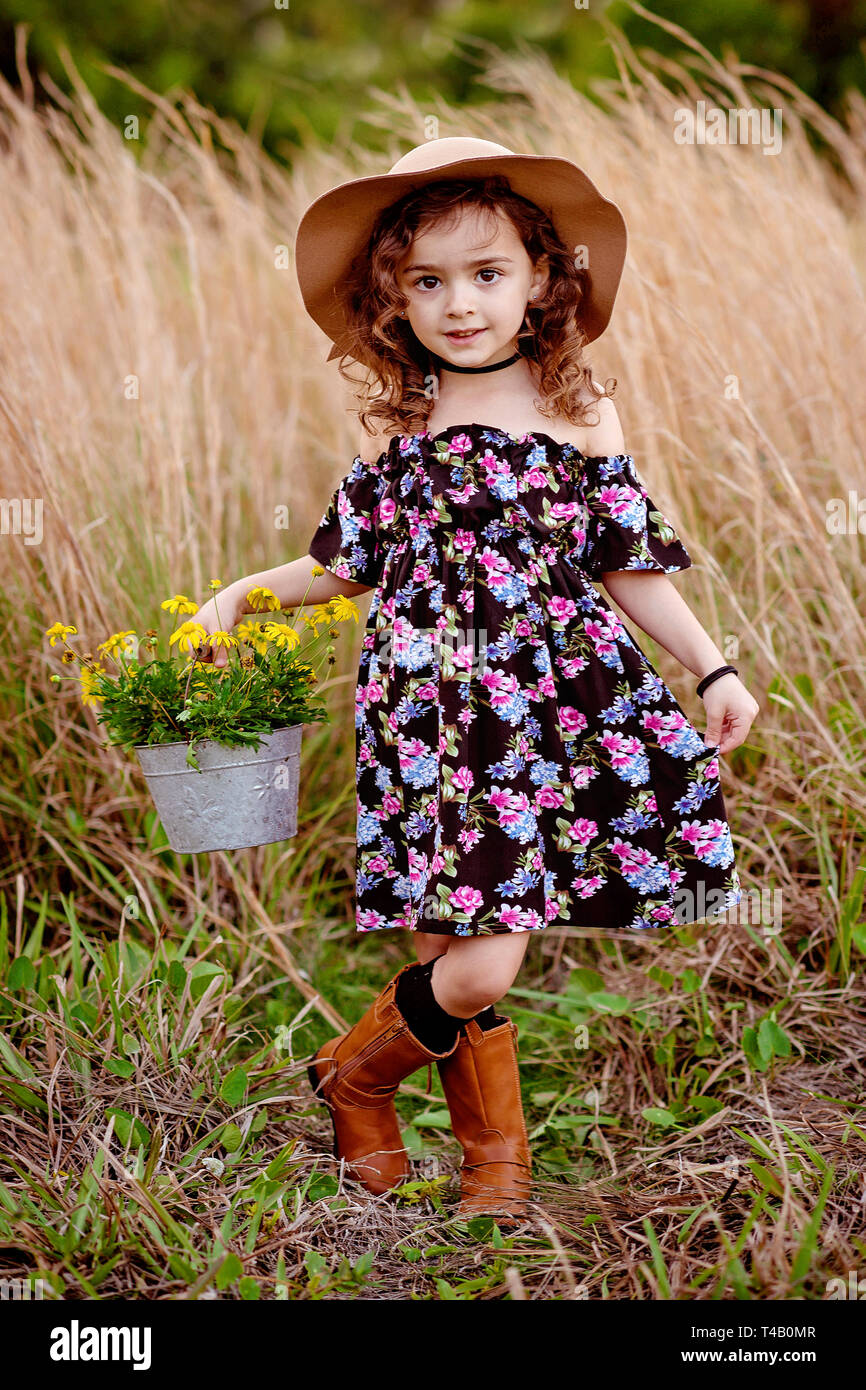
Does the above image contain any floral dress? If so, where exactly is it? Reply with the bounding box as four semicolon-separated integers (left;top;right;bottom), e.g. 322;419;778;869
307;422;742;936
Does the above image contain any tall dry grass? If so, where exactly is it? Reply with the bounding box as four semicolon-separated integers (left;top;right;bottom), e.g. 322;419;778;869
0;10;865;1299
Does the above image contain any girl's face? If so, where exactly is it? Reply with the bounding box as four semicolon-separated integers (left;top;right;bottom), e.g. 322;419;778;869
395;206;547;367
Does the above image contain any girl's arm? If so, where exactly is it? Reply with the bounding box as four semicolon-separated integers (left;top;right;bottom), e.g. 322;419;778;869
600;570;725;679
601;570;760;753
228;555;372;616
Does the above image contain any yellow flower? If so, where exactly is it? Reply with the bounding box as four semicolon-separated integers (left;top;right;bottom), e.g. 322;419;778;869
45;622;77;647
311;565;324;577
61;651;77;665
208;631;238;650
209;579;222;591
79;665;106;707
169;620;208;654
245;586;281;613
262;621;301;651
328;595;360;624
161;595;199;616
97;630;137;659
237;621;269;655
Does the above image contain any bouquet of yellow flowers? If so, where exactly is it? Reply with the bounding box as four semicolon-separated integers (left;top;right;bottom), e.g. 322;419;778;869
45;578;359;771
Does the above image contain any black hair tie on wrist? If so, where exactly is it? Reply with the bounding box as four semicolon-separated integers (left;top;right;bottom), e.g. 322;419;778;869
696;664;739;698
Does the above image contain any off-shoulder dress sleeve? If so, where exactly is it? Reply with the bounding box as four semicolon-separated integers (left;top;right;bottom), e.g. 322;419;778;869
307;455;389;588
580;453;693;577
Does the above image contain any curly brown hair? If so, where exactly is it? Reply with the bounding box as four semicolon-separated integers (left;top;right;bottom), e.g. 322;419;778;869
330;174;616;440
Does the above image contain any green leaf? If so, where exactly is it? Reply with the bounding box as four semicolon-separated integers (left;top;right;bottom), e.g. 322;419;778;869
220;1123;244;1153
167;960;187;993
103;1057;135;1079
216;1252;243;1290
8;956;35;991
189;962;225;1001
586;990;631;1014
220;1065;248;1106
105;1108;150;1147
411;1108;452;1129
642;1106;680;1128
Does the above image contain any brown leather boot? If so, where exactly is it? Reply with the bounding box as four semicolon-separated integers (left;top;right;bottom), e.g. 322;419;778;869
306;963;461;1196
437;1014;533;1223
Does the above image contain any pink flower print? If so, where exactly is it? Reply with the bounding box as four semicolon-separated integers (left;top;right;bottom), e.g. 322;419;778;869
537;673;557;697
362;679;384;705
600;729;643;769
440;431;474;458
430;849;447;872
379;496;397;525
494;789;533;829
454;528;476;552
679;819;726;859
453;766;474;792
571;873;606;898
498;904;525;929
585;616;619;659
536;786;564;809
525;465;550;488
478;547;513;589
368;853;389;872
515;618;532;637
451;644;477;673
570;764;598;789
416;681;438;699
548;595;578;622
412;560;433;583
407;847;427;882
568;817;599;848
357;909;390;930
647;793;658;813
458;826;483;850
451;885;484;914
642;709;688;751
559;705;589;735
598;481;639;520
558;655;590;679
484;669;520;711
488;786;512;811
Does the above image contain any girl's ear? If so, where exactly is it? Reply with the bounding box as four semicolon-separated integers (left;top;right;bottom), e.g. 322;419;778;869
531;254;551;303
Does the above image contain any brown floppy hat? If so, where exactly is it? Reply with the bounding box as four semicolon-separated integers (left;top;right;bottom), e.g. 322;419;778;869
294;136;628;363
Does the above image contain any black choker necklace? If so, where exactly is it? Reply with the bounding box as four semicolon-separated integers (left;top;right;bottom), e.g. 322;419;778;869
430;349;522;375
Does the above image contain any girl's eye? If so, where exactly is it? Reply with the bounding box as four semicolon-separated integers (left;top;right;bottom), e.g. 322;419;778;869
412;269;502;289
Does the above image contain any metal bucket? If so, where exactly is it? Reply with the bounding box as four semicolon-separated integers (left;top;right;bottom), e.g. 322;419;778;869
135;724;303;853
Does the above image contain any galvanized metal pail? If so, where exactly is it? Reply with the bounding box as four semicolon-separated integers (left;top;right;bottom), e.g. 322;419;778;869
135;724;302;853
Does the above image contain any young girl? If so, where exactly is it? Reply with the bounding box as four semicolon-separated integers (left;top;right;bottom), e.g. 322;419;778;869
196;137;759;1224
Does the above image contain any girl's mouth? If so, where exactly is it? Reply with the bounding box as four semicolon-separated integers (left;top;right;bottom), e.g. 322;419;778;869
444;328;486;343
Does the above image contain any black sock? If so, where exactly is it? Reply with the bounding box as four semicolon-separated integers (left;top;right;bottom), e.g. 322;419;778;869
467;1005;499;1032
394;959;469;1053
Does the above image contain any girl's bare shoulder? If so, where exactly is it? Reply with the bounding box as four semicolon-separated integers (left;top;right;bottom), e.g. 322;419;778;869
572;381;625;456
356;423;396;464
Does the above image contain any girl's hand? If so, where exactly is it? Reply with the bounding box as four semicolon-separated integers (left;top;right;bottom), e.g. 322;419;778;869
192;586;242;669
701;672;759;756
